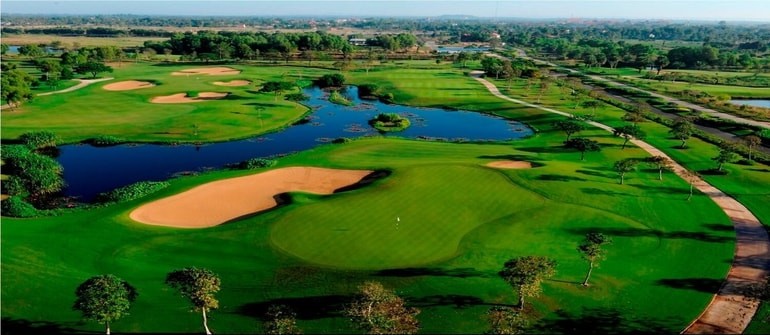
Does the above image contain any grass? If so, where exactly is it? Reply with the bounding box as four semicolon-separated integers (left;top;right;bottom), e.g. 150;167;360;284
1;34;167;48
620;77;770;98
3;60;769;334
328;89;353;106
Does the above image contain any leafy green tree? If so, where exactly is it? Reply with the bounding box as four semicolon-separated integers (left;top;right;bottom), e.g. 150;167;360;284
581;100;601;114
166;267;221;335
1;69;35;108
613;158;639;185
564;138;601;161
645;156;672;181
19;44;45;57
713;143;739;172
743;135;762;162
263;305;302;335
613;124;645;149
578;233;611;286
73;274;137;335
1;43;9;55
552;119;585;141
315;73;345;88
670;118;696;149
499;256;557;310
486;306;527;335
76;60;113;78
682;170;700;201
346;281;420;334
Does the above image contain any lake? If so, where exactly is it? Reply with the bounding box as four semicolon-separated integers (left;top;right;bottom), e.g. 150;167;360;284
728;99;770;108
58;86;533;201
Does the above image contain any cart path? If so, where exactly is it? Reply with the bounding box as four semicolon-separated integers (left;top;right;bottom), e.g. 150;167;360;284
37;77;114;96
471;71;770;334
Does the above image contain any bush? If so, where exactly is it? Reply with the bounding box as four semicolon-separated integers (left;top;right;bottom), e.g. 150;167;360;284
285;93;309;102
260;81;295;93
1;145;32;161
185;91;199;98
369;113;411;132
379;93;394;103
237;158;276;170
97;181;170;203
357;84;380;98
315;74;345;88
1;176;29;197
88;135;124;146
1;196;39;218
332;137;352;144
19;131;59;149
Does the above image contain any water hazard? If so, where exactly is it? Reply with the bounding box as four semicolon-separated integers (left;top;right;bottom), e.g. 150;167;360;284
58;86;533;201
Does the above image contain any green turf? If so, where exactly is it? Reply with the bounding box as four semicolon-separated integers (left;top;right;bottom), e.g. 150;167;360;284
4;60;769;334
621;77;770;98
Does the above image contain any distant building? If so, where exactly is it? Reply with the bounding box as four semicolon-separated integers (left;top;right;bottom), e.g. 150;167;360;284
349;38;368;46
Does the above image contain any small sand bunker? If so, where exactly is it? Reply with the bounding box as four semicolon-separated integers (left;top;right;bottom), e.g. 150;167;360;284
151;92;228;104
171;67;241;76
130;167;373;228
486;161;533;169
103;80;155;91
213;80;251;87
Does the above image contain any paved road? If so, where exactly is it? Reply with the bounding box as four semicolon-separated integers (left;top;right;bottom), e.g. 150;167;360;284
472;71;770;334
508;50;770;130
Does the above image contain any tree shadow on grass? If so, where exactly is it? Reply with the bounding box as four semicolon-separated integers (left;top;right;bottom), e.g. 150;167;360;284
627;183;687;195
518;146;570;154
565;227;732;243
536;174;588;182
579;188;627;197
533;307;677;334
373;267;491;279
477;154;545;163
575;169;614;179
656;278;723;294
0;317;91;335
237;295;349;321
409;294;503;309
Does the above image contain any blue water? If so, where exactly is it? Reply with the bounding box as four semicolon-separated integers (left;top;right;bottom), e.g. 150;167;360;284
728;99;770;108
436;46;490;54
58;86;532;201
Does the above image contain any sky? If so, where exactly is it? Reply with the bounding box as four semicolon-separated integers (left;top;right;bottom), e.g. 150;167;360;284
2;0;769;22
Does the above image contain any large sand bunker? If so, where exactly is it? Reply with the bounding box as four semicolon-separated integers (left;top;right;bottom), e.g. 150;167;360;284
213;80;251;87
171;67;241;76
151;92;228;104
486;161;532;169
103;80;155;91
130;167;373;228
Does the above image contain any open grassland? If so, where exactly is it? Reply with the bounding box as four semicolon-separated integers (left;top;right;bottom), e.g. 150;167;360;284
1;137;735;334
2;60;769;334
2;34;167;48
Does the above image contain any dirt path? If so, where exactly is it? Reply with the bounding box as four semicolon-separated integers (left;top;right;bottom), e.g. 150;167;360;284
471;71;770;334
507;50;770;130
37;77;114;96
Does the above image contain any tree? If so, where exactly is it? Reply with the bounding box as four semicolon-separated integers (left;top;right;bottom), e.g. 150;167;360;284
564;138;601;161
73;274;137;335
552;119;585;141
682;170;700;201
670;118;695;149
713;143;739;172
166;267;221;335
1;69;35;108
577;233;611;286
263;305;302;335
645;156;673;181
499;256;557;310
486;306;527;335
613;124;645;149
76;61;113;78
655;55;669;75
346;281;420;334
315;73;345;88
743;135;762;162
581;100;601;114
613;158;638;185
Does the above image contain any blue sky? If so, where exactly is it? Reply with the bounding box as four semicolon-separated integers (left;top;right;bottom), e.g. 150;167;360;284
3;1;769;21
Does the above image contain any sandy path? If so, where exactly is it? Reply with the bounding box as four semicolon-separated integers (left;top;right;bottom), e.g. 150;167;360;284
171;67;241;76
472;72;770;334
37;77;115;96
151;92;228;104
103;80;155;91
130;167;373;228
213;80;251;86
486;161;532;169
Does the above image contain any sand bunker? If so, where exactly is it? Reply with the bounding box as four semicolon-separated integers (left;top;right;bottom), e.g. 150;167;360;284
151;92;228;104
130;167;373;228
103;80;155;91
171;67;241;76
213;80;251;87
486;161;533;169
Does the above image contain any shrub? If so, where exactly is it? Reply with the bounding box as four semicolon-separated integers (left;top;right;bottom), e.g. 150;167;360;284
379;93;394;103
237;158;276;170
2;176;29;197
97;181;170;203
1;145;32;161
369;113;411;132
88;135;124;146
329;90;353;106
19;131;59;150
357;84;380;98
1;196;40;218
285;93;309;102
260;81;295;93
186;91;199;98
332;137;352;144
315;74;345;88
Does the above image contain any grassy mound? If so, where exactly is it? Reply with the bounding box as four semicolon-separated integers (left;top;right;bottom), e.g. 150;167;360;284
369;113;411;132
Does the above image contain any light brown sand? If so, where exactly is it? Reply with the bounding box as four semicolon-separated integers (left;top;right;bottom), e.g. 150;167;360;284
129;167;373;228
103;80;155;91
213;80;251;87
485;161;533;169
171;67;241;76
150;92;228;104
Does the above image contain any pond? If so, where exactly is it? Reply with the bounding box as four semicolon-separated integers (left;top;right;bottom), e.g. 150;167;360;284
436;46;490;54
728;99;770;108
58;86;533;201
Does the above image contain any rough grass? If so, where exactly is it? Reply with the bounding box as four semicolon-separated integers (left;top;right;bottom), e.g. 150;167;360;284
621;77;770;98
